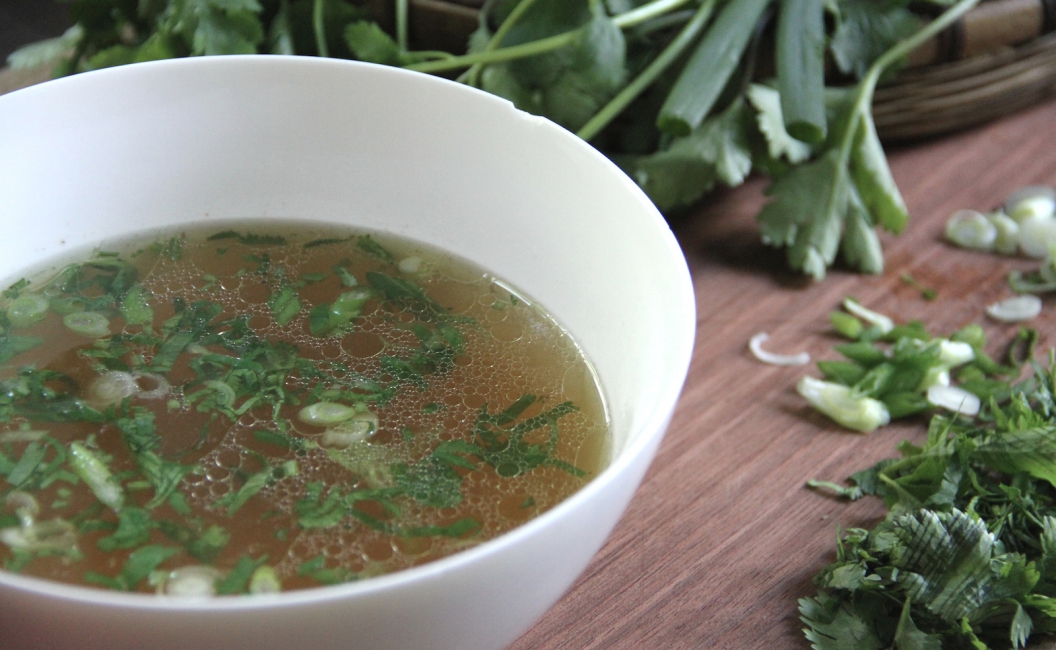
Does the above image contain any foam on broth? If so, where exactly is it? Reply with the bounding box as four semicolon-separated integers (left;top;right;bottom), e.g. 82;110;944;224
0;222;608;594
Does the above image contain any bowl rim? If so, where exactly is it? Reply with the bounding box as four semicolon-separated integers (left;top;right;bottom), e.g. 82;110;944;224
0;54;697;610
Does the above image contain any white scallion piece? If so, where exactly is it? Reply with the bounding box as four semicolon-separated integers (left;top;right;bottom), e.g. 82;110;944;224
987;211;1020;255
161;566;222;597
398;256;423;274
0;429;47;444
945;209;997;251
1005;186;1056;222
926;385;981;417
1017;214;1056;258
842;299;894;334
89;371;138;406
0;518;77;552
69;441;124;512
299;401;358;426
796;376;891;432
936;340;975;367
748;332;810;366
249;566;282;594
986;295;1043;322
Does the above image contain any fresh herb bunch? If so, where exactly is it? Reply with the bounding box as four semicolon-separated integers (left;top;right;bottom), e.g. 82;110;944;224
9;0;979;279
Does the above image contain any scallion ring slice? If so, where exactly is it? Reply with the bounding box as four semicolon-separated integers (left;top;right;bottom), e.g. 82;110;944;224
249;566;282;594
135;373;170;400
63;311;110;338
1017;214;1056;258
1005;185;1056;222
986;295;1042;322
203;380;237;407
945;209;996;251
299;401;358;426
748;332;810;366
6;294;49;329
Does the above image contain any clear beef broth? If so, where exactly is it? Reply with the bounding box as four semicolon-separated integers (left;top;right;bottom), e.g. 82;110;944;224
0;222;608;594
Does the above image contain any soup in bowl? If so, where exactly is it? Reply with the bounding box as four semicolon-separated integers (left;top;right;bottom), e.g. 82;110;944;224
0;56;695;650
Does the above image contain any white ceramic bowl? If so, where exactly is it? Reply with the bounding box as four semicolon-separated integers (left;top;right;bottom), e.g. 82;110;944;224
0;56;695;650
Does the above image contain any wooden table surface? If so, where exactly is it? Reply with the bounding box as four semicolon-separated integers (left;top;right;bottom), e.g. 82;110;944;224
4;66;1056;650
507;98;1056;649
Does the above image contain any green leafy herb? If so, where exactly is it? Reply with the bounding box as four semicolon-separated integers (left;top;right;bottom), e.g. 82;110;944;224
802;349;1056;648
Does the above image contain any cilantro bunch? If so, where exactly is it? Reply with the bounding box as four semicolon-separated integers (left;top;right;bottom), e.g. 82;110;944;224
10;0;980;278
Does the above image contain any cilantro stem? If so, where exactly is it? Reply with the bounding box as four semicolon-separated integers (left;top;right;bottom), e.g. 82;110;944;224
577;0;718;142
837;0;981;179
856;0;979;117
463;0;543;88
313;0;329;58
396;0;409;53
405;0;694;74
610;0;694;29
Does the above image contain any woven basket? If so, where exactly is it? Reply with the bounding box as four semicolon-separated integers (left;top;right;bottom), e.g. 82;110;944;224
874;30;1056;141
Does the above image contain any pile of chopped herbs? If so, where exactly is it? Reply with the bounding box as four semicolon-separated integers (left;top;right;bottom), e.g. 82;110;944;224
801;311;1056;648
8;0;981;279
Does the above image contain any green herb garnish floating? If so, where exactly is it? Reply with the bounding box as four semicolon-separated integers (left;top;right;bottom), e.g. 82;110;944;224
9;0;981;279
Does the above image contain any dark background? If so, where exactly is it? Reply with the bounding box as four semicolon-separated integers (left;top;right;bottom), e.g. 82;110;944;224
1;1;72;63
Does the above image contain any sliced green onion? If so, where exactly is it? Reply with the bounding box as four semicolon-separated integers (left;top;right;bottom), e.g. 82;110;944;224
4;491;39;527
63;311;110;338
986;295;1042;322
249;565;282;594
1017;214;1056;258
987;211;1020;255
204;380;237;407
299;401;357;426
936;340;975;367
89;371;138;406
48;296;87;315
135;373;170;400
69;441;124;511
656;0;771;135
6;294;49;329
917;366;950;391
1005;186;1056;222
0;429;47;444
0;518;77;552
161;566;222;597
748;332;810;366
796;376;890;432
398;256;423;274
829;312;864;340
842;298;894;334
945;209;996;251
321;419;375;448
926;385;980;417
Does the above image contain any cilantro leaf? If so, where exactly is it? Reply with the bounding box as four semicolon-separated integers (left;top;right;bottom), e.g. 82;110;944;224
631;97;753;212
758;149;849;279
830;1;921;80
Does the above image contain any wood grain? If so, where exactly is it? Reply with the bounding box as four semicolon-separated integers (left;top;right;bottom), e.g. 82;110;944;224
509;99;1056;649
